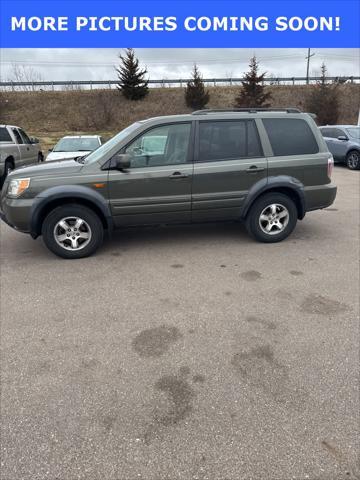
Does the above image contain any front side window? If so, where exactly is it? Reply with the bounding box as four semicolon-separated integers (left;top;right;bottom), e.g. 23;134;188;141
18;129;32;144
263;118;319;156
84;122;141;165
198;120;263;162
125;123;191;168
12;129;23;144
332;128;346;139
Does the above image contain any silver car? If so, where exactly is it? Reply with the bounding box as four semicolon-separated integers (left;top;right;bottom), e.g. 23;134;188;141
319;125;360;170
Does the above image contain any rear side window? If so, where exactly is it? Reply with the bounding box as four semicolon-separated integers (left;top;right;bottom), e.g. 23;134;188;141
263;118;319;156
320;128;333;138
198;120;263;162
321;127;344;138
0;127;12;142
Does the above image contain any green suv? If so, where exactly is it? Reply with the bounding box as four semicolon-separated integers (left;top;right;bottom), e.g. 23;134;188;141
0;109;337;259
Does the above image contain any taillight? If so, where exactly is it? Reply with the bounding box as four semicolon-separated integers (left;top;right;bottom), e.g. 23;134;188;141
328;155;334;179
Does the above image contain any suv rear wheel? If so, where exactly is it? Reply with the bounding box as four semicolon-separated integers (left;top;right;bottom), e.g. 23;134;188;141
42;204;104;259
246;193;298;243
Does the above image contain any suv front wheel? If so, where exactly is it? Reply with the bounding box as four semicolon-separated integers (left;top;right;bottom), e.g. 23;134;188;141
346;150;360;170
245;193;298;243
42;204;104;259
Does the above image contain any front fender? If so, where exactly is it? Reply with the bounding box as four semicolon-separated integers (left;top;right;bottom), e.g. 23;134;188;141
240;175;306;219
30;185;113;238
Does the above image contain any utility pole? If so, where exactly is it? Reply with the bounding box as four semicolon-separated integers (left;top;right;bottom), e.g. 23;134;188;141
306;48;315;85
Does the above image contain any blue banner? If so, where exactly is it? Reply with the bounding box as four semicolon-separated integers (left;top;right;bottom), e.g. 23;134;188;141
0;0;359;48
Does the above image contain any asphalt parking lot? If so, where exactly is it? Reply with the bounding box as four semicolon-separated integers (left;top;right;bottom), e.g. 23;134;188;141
0;166;359;480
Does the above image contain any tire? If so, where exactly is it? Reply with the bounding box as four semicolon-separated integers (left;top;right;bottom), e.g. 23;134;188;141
245;193;298;243
42;204;104;259
346;150;360;170
0;160;14;188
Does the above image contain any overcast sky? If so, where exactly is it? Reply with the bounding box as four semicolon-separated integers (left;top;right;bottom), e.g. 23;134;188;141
0;48;359;81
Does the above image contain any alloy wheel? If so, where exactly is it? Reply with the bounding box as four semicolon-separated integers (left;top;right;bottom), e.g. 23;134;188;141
347;152;360;170
53;217;92;251
259;203;289;235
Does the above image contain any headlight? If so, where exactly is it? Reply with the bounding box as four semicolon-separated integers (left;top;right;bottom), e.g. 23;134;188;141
7;178;30;198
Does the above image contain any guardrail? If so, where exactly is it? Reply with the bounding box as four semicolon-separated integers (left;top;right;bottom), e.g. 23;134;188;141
0;76;358;91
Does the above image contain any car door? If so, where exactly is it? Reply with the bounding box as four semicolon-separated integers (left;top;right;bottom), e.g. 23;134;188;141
192;119;267;221
329;128;349;160
10;128;31;167
320;127;335;156
108;122;194;226
321;127;347;160
18;128;39;163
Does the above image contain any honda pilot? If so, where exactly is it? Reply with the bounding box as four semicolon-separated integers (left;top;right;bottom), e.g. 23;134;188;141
0;108;337;259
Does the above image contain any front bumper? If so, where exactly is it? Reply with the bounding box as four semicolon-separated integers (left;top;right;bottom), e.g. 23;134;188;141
0;196;32;233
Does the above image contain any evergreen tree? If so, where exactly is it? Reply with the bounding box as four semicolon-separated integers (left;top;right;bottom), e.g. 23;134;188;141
306;63;340;124
235;56;272;108
185;64;210;110
116;48;149;101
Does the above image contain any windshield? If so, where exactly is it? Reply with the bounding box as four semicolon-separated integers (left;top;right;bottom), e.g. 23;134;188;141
346;127;360;140
54;137;100;152
84;122;141;164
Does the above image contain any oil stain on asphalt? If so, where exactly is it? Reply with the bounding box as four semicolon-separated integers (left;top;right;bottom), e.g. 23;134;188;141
132;325;182;358
300;294;349;316
290;270;304;276
241;270;262;281
231;344;290;402
153;374;195;426
144;368;205;444
246;316;277;330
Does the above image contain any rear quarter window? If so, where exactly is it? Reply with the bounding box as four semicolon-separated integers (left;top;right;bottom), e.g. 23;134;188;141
0;127;12;142
263;118;319;156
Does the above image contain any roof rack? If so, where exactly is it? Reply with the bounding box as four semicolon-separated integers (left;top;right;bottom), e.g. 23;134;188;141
192;108;302;115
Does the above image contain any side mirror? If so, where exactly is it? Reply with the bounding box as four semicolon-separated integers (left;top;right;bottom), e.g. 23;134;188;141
114;153;131;171
48;148;53;152
30;137;39;144
338;135;348;141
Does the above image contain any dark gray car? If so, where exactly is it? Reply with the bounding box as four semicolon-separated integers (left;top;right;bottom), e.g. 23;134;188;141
319;125;360;170
1;108;337;259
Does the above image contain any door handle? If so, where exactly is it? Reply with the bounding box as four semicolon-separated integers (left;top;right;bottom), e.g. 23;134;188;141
246;166;265;173
169;171;188;179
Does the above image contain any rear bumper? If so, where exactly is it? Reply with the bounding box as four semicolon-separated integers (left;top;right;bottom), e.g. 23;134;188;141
304;183;337;212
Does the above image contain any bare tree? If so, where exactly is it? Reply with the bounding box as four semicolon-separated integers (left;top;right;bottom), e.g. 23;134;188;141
7;64;45;91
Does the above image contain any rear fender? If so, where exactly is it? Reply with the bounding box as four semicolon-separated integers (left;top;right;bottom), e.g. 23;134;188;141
241;176;306;220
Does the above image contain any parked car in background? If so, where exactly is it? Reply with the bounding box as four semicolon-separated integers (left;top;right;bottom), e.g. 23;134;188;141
0;125;43;186
1;108;336;259
46;135;103;162
319;125;360;170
